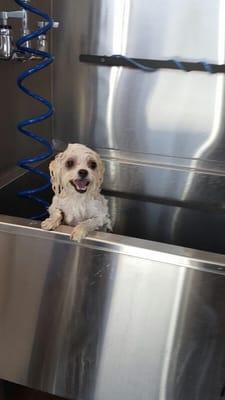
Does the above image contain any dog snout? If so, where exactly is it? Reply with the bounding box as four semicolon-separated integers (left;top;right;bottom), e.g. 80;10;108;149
78;169;88;179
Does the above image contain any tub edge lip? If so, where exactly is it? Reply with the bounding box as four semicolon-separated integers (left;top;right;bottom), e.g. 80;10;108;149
0;214;225;275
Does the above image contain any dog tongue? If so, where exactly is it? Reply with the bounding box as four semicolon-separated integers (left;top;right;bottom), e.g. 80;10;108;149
75;179;88;189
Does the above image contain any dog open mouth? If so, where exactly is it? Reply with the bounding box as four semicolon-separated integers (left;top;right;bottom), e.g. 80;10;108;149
70;179;90;193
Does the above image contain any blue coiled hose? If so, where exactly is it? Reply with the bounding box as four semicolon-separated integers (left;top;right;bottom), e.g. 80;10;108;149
111;54;213;73
15;0;54;219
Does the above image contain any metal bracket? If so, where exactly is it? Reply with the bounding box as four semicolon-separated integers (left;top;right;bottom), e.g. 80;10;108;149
0;10;26;25
79;54;225;74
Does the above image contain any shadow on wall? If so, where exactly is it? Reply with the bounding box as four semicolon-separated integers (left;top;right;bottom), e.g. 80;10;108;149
0;381;66;400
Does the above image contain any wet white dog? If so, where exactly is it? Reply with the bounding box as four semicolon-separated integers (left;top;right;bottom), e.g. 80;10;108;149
41;143;112;241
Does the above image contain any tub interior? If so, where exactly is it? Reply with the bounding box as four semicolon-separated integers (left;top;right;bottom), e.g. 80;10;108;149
0;171;225;255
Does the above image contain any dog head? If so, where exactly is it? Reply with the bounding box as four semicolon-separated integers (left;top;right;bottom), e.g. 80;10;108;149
49;143;105;197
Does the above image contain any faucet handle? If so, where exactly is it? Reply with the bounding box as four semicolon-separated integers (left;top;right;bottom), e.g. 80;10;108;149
0;10;25;24
36;21;59;53
37;20;59;29
0;25;14;59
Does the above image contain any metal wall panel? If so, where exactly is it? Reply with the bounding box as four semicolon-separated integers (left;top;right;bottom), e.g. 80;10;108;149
52;0;225;255
0;218;225;399
53;0;225;162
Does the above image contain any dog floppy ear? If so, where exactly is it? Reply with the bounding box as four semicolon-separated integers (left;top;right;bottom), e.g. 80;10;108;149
96;155;105;189
49;152;64;196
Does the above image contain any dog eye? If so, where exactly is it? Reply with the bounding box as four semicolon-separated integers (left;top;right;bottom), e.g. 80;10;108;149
65;159;75;169
88;160;97;170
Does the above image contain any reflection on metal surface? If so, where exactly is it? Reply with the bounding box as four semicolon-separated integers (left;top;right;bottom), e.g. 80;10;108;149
159;268;186;400
0;217;225;399
1;0;225;398
172;0;225;232
52;0;225;258
53;0;225;159
105;0;130;149
2;173;225;255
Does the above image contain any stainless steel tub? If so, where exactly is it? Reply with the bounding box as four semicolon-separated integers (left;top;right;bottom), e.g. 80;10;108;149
0;174;225;400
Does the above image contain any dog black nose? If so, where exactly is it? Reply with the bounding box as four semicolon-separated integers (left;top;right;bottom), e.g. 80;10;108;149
78;169;88;178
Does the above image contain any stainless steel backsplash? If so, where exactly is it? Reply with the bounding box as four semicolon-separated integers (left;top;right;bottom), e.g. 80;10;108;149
52;0;225;208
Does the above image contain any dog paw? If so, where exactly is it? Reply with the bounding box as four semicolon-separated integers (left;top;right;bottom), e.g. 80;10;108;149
70;224;88;242
41;218;58;231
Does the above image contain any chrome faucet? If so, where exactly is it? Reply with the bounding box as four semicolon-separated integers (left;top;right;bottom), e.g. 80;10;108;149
0;25;13;60
36;21;59;53
0;2;58;61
